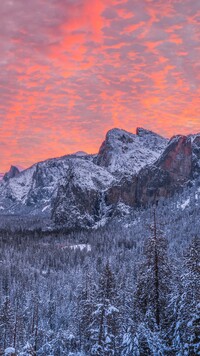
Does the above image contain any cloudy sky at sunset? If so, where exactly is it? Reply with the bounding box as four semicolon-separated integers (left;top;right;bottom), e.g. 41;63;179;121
0;0;200;171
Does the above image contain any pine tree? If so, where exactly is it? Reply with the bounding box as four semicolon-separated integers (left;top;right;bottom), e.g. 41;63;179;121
134;209;172;354
77;270;96;354
172;236;200;354
46;291;56;331
31;297;39;356
0;296;15;350
91;263;120;355
120;275;136;356
135;210;172;330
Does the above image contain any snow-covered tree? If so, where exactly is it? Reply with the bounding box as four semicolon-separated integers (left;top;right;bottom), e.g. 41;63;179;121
172;235;200;354
135;210;172;331
0;296;15;350
91;263;120;355
77;271;96;353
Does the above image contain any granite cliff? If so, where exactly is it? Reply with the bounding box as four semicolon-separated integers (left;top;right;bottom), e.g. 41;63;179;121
0;128;199;229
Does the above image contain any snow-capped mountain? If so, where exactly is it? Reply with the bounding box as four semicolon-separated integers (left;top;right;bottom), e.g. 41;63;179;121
0;153;94;216
0;127;200;230
95;128;167;175
136;133;200;205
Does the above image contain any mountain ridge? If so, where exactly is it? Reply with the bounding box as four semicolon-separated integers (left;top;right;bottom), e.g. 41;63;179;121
0;127;199;230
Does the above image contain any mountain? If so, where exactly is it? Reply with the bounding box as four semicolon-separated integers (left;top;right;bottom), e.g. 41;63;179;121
0;128;199;230
95;127;167;175
136;133;200;205
0;153;93;216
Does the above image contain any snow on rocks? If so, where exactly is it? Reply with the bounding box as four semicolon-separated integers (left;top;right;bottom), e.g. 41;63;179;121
1;127;200;230
96;127;168;175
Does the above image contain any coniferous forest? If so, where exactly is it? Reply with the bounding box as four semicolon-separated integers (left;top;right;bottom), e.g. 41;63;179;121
0;185;200;356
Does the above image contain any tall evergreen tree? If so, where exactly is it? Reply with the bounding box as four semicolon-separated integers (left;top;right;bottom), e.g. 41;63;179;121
172;235;200;354
78;271;96;354
91;263;120;355
134;209;172;354
0;296;15;350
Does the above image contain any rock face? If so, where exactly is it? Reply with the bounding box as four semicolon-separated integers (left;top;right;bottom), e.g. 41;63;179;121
0;128;200;230
136;135;194;205
51;160;115;229
105;176;137;207
191;134;200;178
157;135;192;182
97;133;196;211
3;166;20;181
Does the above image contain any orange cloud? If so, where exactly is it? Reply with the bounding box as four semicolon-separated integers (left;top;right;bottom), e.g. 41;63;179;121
0;0;200;172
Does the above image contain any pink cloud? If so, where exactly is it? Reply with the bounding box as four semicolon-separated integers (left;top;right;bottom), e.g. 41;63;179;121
0;0;200;171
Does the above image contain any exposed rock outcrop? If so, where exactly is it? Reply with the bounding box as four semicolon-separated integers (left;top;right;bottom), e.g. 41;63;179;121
105;176;137;207
0;128;200;230
51;160;115;229
136;135;193;205
191;134;200;178
3;165;20;181
156;135;192;182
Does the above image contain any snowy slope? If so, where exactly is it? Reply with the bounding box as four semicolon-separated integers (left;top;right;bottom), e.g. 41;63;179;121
0;155;86;215
0;127;199;230
96;128;167;175
0;151;114;217
0;127;167;218
52;159;116;229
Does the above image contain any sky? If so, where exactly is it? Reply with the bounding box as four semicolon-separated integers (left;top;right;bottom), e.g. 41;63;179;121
0;0;200;172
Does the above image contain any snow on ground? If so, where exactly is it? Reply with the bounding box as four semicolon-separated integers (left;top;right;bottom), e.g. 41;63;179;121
68;244;91;252
58;243;91;252
40;242;92;252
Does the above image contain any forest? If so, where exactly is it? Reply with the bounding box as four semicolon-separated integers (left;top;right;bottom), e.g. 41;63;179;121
0;185;200;355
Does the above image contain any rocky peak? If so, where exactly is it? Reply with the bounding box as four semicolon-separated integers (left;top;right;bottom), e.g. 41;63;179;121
3;165;20;181
0;127;200;231
136;127;155;137
136;127;168;152
96;128;167;175
105;128;135;142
